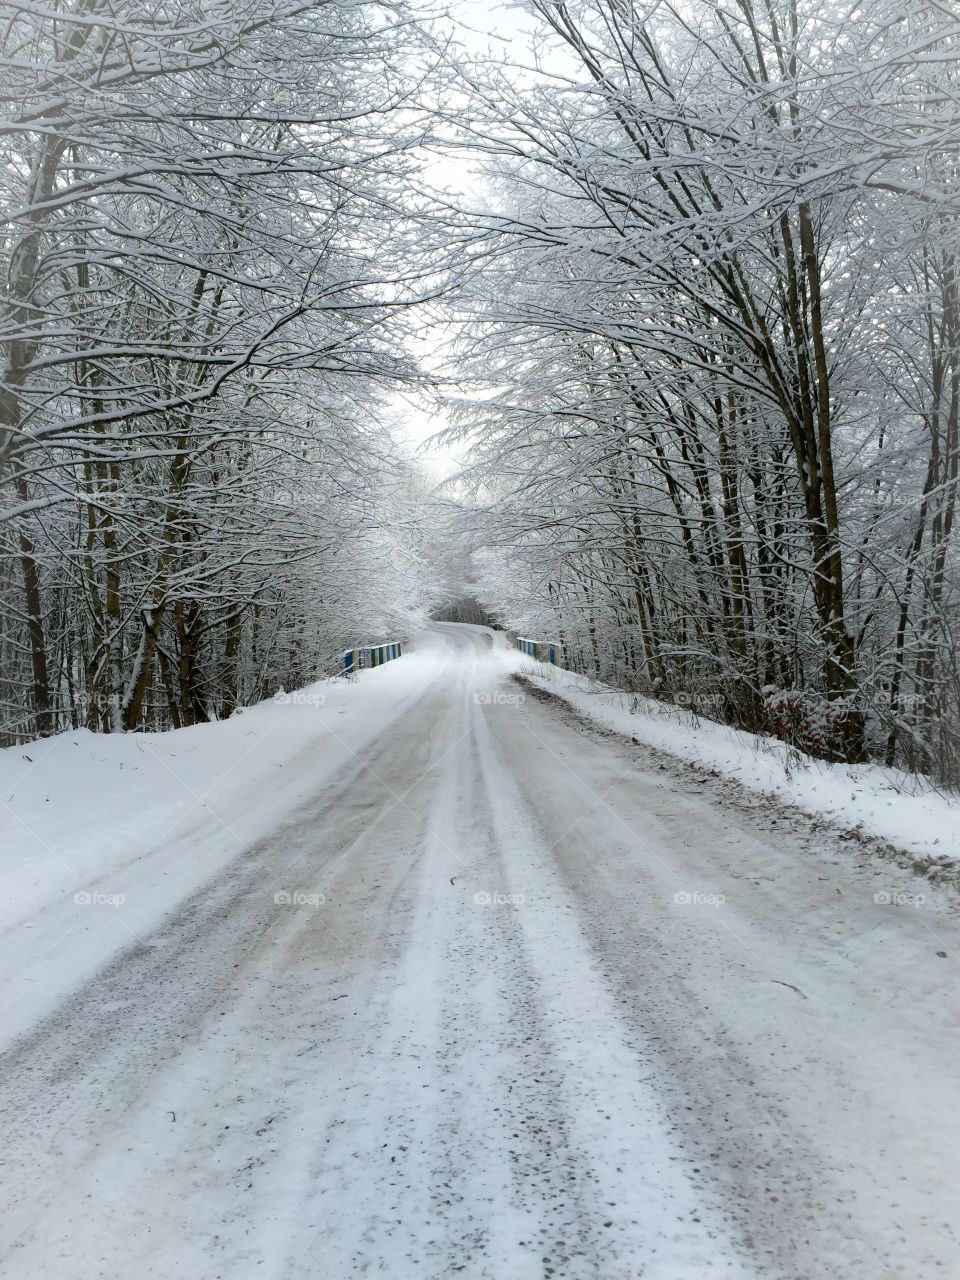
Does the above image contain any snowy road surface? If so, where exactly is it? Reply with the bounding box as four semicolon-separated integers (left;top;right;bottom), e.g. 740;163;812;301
2;624;958;1279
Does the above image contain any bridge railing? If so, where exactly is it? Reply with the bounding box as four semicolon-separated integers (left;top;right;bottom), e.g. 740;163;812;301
516;637;560;665
343;640;403;675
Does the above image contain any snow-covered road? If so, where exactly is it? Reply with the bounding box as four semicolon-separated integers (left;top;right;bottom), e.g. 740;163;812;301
2;624;957;1279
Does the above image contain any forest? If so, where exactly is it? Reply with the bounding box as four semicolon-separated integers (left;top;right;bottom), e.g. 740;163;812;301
2;0;959;785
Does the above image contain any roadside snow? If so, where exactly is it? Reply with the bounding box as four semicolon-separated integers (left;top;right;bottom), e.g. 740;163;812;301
514;659;960;864
0;632;450;1045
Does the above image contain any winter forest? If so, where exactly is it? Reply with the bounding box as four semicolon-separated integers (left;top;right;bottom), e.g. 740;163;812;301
2;0;959;786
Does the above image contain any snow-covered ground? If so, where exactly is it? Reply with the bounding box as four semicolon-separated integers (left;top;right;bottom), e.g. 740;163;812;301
0;639;439;1043
1;624;958;1278
517;660;960;866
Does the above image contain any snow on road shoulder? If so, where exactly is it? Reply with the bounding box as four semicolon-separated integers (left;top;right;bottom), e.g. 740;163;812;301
0;630;449;1044
514;659;960;866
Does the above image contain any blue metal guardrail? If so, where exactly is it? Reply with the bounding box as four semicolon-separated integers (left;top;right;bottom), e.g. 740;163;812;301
517;637;558;664
343;640;403;675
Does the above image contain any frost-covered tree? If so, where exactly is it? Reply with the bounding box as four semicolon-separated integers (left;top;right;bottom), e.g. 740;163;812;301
0;0;440;737
444;0;960;779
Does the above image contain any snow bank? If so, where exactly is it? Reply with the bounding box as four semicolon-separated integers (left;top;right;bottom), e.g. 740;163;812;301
515;660;960;864
0;630;451;1043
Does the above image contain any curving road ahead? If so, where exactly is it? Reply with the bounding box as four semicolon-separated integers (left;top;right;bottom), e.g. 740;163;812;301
1;623;957;1279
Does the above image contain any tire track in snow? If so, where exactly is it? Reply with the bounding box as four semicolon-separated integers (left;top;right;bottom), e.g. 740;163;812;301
470;701;756;1279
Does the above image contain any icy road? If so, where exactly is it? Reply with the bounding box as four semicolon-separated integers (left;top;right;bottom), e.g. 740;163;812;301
1;624;958;1279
